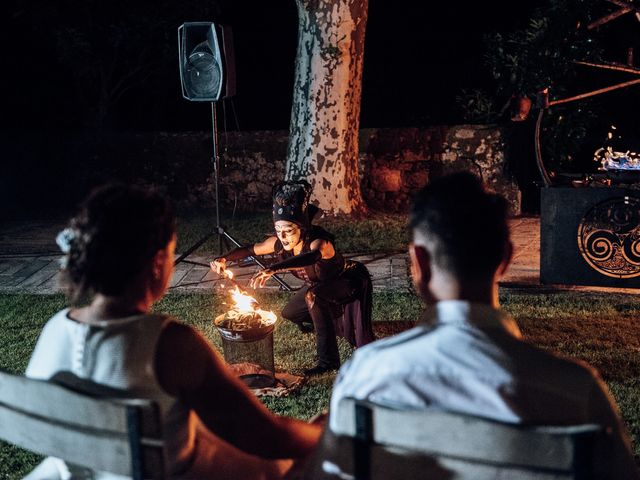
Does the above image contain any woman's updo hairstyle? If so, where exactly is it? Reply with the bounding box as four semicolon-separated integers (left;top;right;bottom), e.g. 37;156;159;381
272;180;313;228
58;184;175;303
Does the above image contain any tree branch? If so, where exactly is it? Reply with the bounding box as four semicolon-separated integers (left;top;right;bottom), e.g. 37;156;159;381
587;7;631;30
574;60;640;75
549;78;640;106
605;0;640;14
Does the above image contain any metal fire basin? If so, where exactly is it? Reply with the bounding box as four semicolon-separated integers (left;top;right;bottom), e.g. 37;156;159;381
215;316;276;388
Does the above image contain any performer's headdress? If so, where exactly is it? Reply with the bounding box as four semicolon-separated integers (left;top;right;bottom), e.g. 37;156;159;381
272;180;312;227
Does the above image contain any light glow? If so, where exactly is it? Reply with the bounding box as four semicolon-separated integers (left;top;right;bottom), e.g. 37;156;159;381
228;286;277;324
231;286;258;312
594;146;640;171
217;278;278;330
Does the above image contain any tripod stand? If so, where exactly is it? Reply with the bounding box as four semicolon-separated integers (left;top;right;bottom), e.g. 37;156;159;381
174;102;291;291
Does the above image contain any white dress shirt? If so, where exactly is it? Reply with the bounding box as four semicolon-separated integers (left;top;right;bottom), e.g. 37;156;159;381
329;300;638;478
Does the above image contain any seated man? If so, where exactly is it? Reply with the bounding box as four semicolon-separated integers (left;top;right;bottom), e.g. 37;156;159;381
329;172;639;478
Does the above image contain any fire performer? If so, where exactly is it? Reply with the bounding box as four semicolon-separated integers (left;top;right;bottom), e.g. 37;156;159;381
211;181;374;376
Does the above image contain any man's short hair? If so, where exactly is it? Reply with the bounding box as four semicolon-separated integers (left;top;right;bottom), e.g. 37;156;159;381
410;172;510;278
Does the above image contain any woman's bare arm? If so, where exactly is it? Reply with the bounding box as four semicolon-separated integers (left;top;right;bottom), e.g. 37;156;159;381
250;239;335;288
155;322;321;459
252;236;277;256
211;237;277;274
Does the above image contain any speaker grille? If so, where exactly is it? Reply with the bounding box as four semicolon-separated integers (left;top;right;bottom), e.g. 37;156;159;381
185;44;222;98
178;22;226;102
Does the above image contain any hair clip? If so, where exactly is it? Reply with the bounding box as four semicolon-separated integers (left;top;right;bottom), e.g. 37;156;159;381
56;228;76;254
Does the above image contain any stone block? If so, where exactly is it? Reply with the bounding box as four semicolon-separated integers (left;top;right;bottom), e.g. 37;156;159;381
397;162;415;171
405;170;429;189
370;168;403;192
227;169;245;183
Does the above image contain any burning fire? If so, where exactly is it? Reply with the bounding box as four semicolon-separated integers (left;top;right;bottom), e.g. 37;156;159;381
594;126;640;171
215;269;277;330
223;270;262;312
231;286;260;312
595;146;640;171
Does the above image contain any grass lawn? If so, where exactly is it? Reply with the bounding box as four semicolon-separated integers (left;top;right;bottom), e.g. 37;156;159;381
0;289;639;477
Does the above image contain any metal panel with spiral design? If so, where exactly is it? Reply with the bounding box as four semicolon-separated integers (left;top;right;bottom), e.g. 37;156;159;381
541;187;640;288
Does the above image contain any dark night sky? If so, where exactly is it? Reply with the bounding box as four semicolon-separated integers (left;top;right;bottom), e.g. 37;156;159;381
4;1;543;133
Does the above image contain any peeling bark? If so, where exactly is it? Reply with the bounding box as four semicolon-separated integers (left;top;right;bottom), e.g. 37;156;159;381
286;0;368;215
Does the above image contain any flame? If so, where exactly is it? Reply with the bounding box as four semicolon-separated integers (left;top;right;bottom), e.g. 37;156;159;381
594;146;640;171
231;286;258;313
221;273;278;328
258;309;277;325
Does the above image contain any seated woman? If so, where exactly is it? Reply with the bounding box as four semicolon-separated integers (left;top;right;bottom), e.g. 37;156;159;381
211;181;374;376
25;184;321;480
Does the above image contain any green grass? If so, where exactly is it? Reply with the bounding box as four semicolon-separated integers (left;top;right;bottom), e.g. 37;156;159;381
1;290;639;477
175;208;410;254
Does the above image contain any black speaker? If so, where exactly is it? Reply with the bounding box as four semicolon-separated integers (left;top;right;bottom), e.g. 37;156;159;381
178;22;236;102
541;187;640;288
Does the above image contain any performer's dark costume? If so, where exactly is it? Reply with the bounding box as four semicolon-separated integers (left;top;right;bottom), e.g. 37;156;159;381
214;181;374;374
274;225;374;369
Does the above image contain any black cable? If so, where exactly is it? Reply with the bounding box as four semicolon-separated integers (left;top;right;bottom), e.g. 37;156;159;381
230;98;241;131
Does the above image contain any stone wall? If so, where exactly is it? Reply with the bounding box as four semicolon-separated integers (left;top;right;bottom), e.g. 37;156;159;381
215;125;520;214
2;126;520;214
360;125;520;213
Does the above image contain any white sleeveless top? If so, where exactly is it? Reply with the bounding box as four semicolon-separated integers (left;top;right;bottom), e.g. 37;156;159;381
26;308;196;477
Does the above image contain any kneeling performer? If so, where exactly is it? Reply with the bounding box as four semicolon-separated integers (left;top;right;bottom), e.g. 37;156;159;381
211;181;374;376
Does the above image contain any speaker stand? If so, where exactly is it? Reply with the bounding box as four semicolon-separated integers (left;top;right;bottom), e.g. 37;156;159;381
174;102;291;291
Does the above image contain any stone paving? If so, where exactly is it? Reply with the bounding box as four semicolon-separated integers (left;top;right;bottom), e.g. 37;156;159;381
0;217;635;294
168;251;411;293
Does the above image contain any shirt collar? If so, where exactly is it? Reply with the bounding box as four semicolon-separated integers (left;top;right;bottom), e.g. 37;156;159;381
422;300;522;339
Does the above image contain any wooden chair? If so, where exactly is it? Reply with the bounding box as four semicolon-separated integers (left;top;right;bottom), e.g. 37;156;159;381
0;369;165;479
301;398;607;480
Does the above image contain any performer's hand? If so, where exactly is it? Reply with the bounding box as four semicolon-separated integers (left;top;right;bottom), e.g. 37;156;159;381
210;257;227;275
250;269;274;289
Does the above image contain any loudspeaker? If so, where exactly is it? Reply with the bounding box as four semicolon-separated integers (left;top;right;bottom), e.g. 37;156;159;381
541;187;640;288
178;22;236;102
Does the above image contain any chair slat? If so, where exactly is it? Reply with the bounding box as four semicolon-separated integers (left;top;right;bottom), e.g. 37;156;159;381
0;370;130;432
0;369;165;479
327;398;603;480
0;402;133;476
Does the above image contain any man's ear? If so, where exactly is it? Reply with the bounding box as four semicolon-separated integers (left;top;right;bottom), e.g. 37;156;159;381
496;239;513;277
152;247;168;279
409;243;431;289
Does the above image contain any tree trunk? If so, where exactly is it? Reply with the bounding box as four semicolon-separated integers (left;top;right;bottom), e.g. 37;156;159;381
286;0;368;215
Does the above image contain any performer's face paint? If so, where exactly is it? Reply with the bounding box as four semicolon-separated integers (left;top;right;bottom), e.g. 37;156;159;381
275;221;302;251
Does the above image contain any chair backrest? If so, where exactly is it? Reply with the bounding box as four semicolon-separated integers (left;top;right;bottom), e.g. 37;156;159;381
305;398;605;480
0;369;165;479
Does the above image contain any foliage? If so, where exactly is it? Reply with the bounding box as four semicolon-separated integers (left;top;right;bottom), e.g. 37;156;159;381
537;101;601;171
455;88;502;124
484;1;602;98
1;290;639;476
456;0;608;170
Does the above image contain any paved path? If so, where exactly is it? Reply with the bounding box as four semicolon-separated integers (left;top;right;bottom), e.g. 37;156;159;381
0;217;634;294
